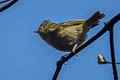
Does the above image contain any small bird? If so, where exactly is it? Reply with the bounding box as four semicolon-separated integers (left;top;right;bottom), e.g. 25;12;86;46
34;11;105;52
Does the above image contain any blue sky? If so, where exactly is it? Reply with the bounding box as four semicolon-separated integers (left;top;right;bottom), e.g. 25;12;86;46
0;0;120;80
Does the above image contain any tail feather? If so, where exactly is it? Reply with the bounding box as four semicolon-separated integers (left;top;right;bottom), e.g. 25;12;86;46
86;11;105;27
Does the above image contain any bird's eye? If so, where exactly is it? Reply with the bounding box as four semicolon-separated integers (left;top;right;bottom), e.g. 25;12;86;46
41;25;45;28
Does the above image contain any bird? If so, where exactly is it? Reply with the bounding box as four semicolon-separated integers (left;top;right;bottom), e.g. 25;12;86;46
34;11;105;52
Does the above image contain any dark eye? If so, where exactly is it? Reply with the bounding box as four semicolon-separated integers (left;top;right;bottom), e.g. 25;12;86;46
42;25;45;27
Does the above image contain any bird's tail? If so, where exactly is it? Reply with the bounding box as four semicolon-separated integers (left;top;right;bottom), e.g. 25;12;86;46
86;11;105;28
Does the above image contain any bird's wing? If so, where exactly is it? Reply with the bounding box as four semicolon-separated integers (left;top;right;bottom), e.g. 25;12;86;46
60;19;87;26
48;19;86;32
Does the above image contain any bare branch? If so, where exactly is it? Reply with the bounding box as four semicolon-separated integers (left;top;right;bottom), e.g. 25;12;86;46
0;0;18;12
108;22;118;80
105;13;120;80
52;13;120;80
0;0;10;4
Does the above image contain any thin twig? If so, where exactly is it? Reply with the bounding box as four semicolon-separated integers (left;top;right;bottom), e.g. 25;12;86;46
109;24;118;80
0;0;18;12
106;62;120;64
52;60;64;80
0;0;10;4
105;13;120;80
52;13;120;80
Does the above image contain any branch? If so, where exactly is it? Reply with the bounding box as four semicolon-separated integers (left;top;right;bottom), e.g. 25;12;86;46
0;0;10;4
98;54;120;64
52;21;107;80
0;0;18;12
52;13;120;80
109;26;118;80
104;13;120;80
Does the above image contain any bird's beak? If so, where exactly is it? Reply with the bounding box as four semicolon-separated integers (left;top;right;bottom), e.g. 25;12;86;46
34;30;39;33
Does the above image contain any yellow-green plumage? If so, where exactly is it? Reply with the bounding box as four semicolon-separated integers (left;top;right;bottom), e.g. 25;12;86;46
35;11;105;52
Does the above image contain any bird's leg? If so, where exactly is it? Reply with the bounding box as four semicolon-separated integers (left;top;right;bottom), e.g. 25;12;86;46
62;44;79;59
72;44;78;53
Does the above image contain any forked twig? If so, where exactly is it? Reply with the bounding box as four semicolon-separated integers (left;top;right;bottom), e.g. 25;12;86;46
52;13;120;80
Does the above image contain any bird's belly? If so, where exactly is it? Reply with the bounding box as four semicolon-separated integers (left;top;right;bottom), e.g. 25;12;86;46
49;29;86;52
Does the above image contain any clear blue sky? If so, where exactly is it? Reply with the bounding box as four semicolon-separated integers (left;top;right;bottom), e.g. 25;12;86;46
0;0;120;80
